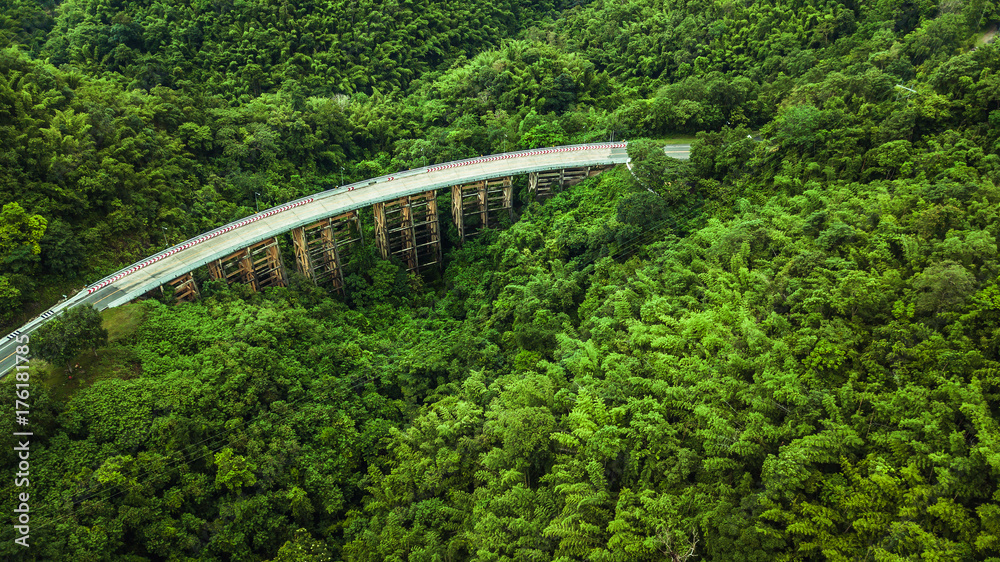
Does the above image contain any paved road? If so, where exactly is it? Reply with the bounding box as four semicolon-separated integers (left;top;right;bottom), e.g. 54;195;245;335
663;144;691;159
1;143;630;377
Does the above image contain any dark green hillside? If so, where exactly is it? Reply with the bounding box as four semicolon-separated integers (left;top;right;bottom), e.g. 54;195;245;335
2;0;1000;559
30;0;559;97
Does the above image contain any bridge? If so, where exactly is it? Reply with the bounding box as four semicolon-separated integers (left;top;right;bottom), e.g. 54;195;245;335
1;142;642;375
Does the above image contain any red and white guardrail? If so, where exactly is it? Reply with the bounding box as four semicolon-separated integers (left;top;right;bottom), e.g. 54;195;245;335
426;143;626;173
87;198;315;294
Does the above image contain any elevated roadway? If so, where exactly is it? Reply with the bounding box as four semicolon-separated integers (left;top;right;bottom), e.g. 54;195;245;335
2;143;640;376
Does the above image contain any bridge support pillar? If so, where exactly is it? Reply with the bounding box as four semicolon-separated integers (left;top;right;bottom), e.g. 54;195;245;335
374;191;441;272
291;211;362;293
528;171;558;199
249;237;287;290
207;237;287;292
451;176;513;242
208;248;256;290
529;166;614;200
165;272;199;302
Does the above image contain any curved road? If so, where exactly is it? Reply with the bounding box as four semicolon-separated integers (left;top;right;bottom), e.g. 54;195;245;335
664;144;691;159
2;143;658;376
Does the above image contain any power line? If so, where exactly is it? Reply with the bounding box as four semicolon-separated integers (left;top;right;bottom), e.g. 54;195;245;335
28;367;382;535
28;168;706;537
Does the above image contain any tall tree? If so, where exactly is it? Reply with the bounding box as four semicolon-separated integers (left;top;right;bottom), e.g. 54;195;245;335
32;304;108;371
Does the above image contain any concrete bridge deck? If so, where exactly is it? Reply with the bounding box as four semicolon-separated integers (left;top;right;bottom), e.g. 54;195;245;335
2;143;634;375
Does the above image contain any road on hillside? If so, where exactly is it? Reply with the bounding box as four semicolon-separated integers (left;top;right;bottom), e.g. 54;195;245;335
0;143;631;378
0;285;125;376
664;144;691;159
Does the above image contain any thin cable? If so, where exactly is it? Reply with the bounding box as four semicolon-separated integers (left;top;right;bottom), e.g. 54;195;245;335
31;173;705;534
29;367;382;534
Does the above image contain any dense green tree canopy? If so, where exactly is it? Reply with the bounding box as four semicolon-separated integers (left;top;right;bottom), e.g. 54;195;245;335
32;304;107;370
2;0;1000;560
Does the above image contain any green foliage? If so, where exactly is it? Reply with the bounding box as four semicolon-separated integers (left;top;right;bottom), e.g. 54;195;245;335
271;528;333;562
38;218;83;276
32;304;108;370
0;202;46;259
214;447;258;491
627;138;695;202
912;260;976;315
4;0;1000;560
0;275;21;324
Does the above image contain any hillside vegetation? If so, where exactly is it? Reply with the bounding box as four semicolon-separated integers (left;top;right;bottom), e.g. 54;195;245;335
2;0;1000;560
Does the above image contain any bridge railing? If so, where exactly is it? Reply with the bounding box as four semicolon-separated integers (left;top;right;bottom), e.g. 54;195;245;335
4;142;632;367
80;142;627;298
316;142;628;198
6;142;630;341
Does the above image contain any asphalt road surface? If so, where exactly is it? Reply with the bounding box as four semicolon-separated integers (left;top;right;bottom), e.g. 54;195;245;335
663;144;691;159
0;284;127;376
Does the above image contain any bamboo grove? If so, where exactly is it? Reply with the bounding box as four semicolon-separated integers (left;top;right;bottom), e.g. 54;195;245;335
2;0;1000;560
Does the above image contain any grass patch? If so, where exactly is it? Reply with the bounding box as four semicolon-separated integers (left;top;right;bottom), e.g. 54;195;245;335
976;25;997;47
23;303;149;403
35;346;143;403
102;303;148;343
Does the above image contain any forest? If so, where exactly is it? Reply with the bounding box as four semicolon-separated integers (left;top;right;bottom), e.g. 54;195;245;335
2;0;1000;559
